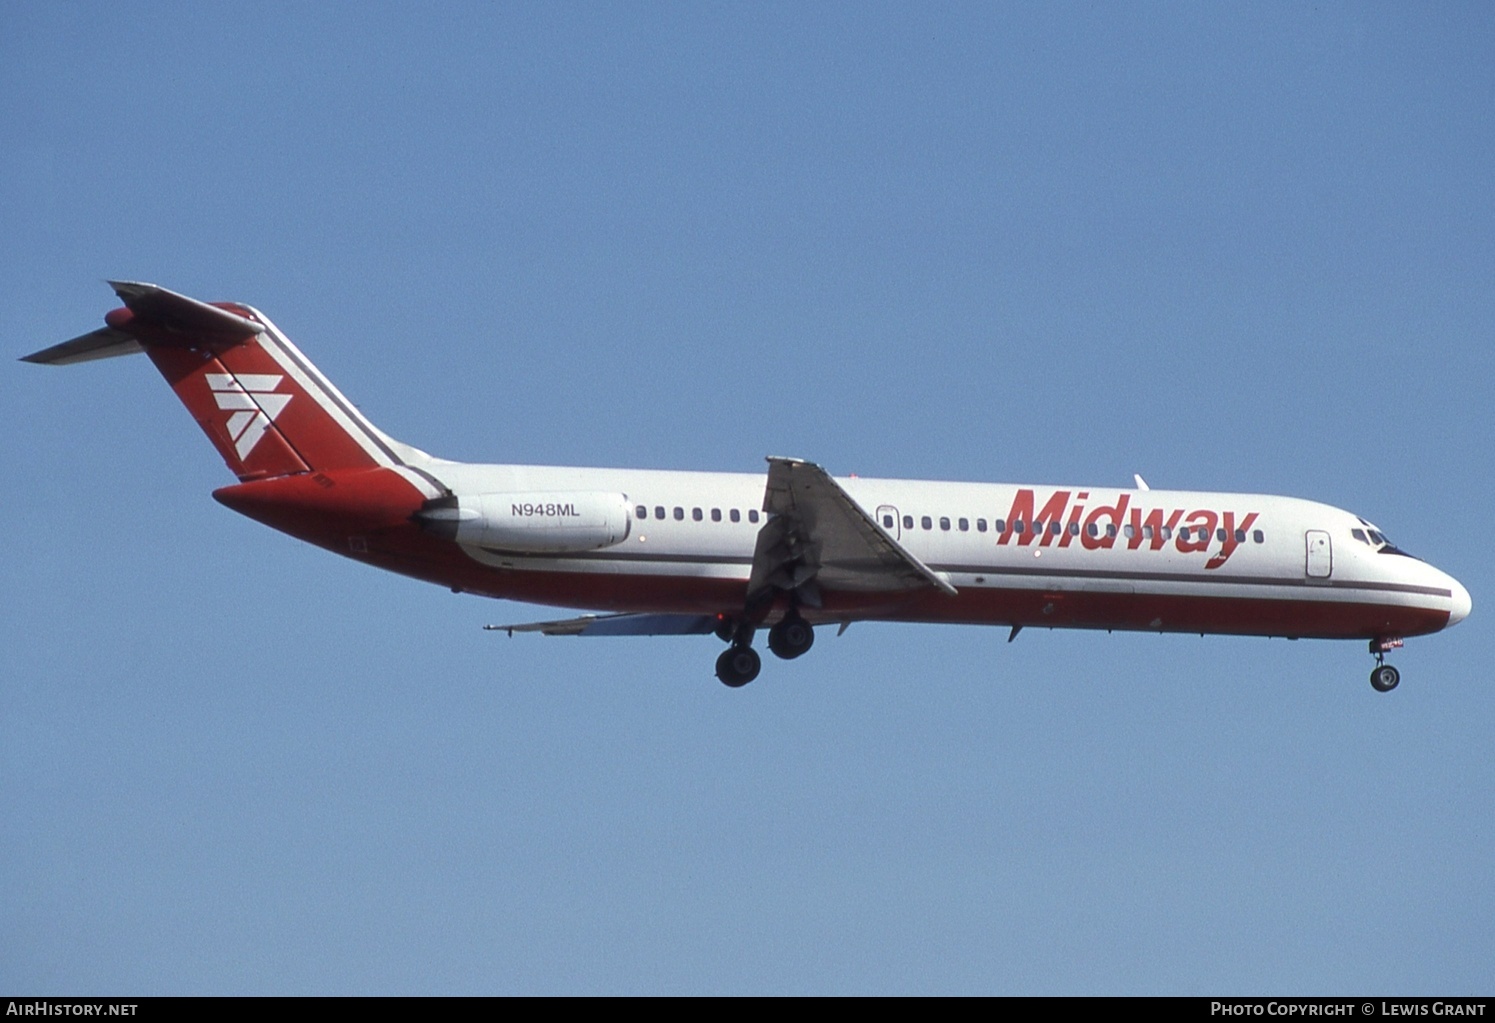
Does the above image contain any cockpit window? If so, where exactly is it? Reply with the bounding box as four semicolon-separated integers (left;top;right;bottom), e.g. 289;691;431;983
1355;521;1414;558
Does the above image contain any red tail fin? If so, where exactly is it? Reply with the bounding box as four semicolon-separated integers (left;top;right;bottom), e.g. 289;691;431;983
27;282;411;482
145;335;387;480
146;344;317;479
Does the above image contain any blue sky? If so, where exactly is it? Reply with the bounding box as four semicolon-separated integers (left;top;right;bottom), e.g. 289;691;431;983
3;2;1492;994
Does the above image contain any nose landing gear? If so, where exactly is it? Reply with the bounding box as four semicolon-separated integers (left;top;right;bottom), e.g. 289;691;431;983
1370;663;1400;693
1369;637;1404;693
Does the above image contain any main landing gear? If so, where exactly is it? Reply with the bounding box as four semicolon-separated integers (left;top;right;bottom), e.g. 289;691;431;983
767;611;815;660
715;644;761;688
713;611;816;687
1369;637;1404;693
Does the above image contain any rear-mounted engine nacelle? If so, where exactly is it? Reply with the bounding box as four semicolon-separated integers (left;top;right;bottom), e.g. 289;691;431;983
414;491;632;553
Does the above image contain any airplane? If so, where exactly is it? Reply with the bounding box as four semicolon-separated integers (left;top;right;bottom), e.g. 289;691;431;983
23;281;1470;691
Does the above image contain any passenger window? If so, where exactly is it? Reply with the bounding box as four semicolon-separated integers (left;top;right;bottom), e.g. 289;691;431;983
1252;530;1264;543
882;514;895;528
976;519;987;532
692;508;703;521
749;510;760;524
674;507;685;521
1234;529;1245;542
1068;522;1080;536
655;506;666;520
958;518;969;532
1014;521;1025;535
903;515;914;530
1179;527;1190;541
1216;528;1227;542
921;516;932;530
994;519;1006;533
1124;524;1135;539
1106;524;1116;538
1087;523;1098;538
1050;521;1062;536
939;517;950;531
636;505;647;519
1161;526;1172;540
711;508;721;522
730;509;741;523
1142;525;1153;539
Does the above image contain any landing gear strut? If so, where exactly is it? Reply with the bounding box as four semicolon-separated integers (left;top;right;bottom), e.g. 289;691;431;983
767;611;815;660
1369;637;1403;693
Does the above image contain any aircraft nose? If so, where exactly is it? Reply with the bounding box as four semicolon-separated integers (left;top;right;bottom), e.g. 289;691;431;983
1448;577;1472;627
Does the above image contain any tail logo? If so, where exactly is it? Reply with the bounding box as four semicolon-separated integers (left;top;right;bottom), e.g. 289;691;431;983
206;373;292;460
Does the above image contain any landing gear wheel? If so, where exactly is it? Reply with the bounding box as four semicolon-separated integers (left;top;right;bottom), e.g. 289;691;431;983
1370;664;1400;693
767;613;815;660
716;646;761;687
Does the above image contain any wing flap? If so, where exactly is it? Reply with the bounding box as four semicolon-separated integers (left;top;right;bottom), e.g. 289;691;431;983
486;612;720;637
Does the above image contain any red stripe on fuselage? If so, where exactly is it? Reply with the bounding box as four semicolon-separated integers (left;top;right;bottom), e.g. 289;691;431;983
357;549;1451;639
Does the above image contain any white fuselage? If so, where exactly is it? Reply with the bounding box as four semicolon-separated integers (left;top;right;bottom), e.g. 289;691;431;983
424;459;1469;640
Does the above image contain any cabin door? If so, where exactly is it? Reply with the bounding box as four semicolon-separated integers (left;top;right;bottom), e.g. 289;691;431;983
876;505;901;540
1305;530;1333;579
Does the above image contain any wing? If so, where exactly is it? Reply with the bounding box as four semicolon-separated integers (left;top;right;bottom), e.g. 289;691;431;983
490;459;952;640
486;613;721;637
747;457;957;607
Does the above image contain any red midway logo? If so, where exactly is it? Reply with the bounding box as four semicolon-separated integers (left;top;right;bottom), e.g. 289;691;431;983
997;490;1260;570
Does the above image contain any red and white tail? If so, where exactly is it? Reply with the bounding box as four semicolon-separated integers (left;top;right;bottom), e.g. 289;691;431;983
24;281;430;483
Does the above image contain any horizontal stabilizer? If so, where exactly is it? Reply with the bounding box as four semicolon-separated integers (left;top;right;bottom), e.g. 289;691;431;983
106;280;265;340
20;327;141;365
486;612;720;638
23;281;266;365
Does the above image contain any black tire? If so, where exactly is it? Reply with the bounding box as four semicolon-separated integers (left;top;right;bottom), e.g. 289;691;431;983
716;646;761;687
767;615;815;660
1370;664;1401;693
